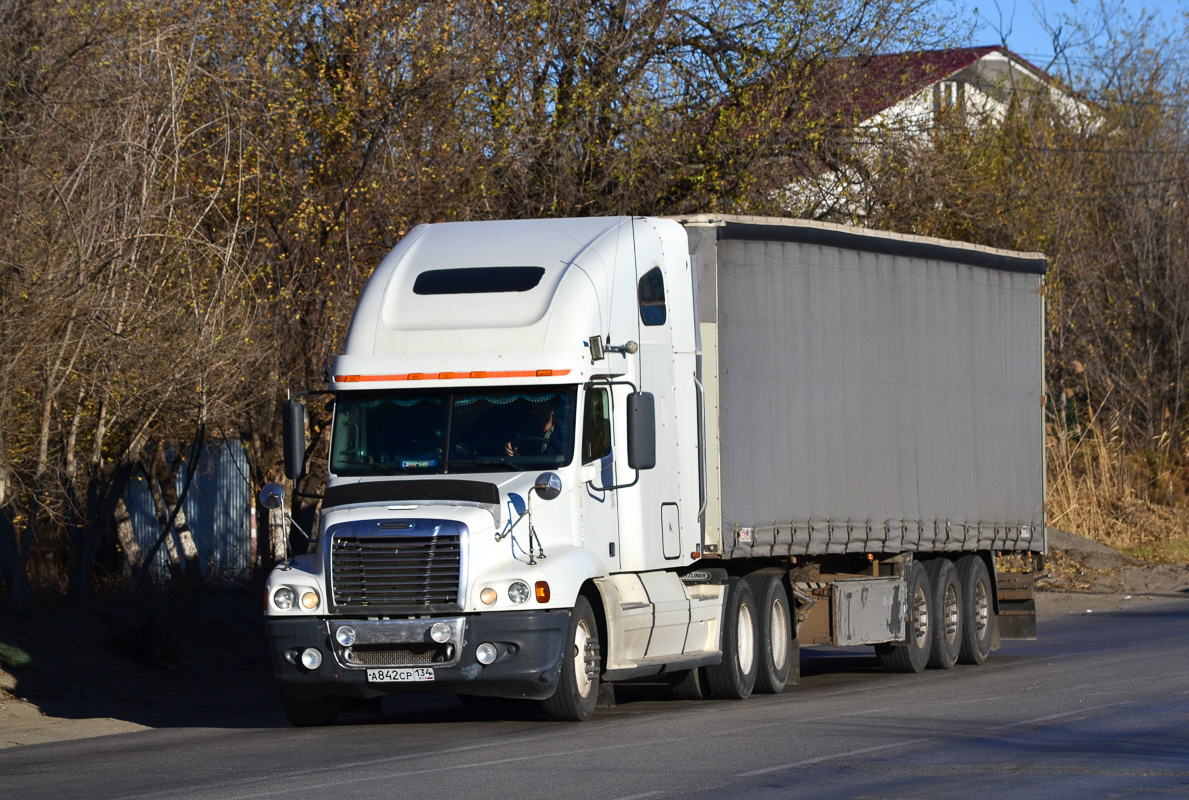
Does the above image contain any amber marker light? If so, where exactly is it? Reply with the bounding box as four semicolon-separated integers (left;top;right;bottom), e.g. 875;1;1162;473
690;551;701;559
480;588;498;606
335;369;570;383
534;581;550;603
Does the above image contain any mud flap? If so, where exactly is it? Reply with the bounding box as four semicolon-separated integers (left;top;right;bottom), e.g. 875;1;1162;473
995;571;1038;641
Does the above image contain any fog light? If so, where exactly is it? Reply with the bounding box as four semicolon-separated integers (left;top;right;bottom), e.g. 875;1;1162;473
335;626;356;647
273;586;295;610
300;648;323;670
476;642;498;665
480;587;497;606
508;580;530;604
301;591;320;610
430;622;452;644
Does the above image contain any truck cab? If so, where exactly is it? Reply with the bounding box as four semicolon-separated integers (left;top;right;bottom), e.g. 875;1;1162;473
265;217;717;724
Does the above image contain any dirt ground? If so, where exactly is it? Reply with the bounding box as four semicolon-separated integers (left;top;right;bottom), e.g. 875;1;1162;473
2;529;1187;749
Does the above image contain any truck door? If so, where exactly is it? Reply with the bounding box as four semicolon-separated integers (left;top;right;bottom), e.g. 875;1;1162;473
580;383;620;572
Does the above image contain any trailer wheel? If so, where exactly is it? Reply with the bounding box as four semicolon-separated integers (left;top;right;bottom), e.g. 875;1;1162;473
705;576;758;699
746;573;793;694
280;690;343;727
956;554;994;664
875;560;932;673
924;558;962;669
542;595;600;721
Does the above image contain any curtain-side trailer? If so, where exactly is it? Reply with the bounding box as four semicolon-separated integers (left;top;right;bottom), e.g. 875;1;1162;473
262;215;1046;725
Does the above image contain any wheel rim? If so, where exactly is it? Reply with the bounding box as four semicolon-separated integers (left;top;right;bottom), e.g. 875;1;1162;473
769;597;789;669
943;582;959;646
912;582;930;648
573;619;594;698
737;601;755;674
973;578;990;641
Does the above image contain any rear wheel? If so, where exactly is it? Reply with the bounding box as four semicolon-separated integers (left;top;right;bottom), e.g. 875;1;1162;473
956;554;994;664
541;595;600;721
705;576;758;699
746;572;793;694
924;558;962;669
280;690;343;727
875;560;932;673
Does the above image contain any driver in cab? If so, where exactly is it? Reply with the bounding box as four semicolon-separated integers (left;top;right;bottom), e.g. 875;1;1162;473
504;403;563;457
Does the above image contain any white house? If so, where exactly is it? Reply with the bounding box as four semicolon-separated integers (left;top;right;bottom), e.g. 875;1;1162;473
788;46;1095;216
857;46;1093;134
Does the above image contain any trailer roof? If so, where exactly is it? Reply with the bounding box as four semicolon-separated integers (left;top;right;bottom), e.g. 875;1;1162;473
673;215;1047;276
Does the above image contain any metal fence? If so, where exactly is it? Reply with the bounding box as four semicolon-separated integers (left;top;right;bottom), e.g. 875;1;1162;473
125;439;254;582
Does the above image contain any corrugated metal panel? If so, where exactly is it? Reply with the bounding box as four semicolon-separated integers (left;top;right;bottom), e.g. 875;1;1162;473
125;439;253;582
714;237;1045;557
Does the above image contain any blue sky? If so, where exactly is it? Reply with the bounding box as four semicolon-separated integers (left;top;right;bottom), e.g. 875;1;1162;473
961;0;1186;70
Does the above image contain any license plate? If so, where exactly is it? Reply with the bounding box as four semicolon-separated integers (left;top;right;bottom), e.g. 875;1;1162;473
366;667;435;683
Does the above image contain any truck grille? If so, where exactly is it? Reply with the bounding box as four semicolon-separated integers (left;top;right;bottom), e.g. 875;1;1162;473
342;644;452;667
330;530;461;609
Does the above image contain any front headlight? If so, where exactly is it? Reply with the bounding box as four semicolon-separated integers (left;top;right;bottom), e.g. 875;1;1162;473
273;586;295;610
508;580;530;604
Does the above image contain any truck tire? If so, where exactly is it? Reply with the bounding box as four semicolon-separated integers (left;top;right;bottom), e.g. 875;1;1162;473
956;554;994;664
705;576;758;699
280;690;343;727
542;595;600;721
875;560;932;673
924;557;962;669
746;572;793;694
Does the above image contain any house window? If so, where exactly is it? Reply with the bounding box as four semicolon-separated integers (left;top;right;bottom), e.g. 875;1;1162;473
638;267;667;326
933;81;965;124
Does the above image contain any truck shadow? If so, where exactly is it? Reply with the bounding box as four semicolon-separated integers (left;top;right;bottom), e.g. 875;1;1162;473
800;647;886;677
1;582;286;733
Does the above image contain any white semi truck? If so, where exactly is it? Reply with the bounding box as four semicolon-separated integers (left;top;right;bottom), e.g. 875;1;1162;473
262;215;1046;725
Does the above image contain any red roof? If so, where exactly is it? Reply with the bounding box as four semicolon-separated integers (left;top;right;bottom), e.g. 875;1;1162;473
819;46;1003;123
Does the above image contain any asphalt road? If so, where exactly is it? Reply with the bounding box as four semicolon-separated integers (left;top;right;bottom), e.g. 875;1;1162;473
2;595;1187;800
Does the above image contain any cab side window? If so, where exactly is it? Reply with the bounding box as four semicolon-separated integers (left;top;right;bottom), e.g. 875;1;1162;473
582;388;611;462
638;266;667;326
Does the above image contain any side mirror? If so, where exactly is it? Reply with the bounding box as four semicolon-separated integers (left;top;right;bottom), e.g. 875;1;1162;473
282;400;307;481
259;482;285;509
626;392;656;470
533;472;563;501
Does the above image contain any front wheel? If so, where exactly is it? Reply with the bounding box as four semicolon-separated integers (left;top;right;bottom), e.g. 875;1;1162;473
541;595;600;721
705;576;758;699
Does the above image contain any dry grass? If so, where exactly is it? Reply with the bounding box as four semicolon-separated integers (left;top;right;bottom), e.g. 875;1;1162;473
1047;411;1189;565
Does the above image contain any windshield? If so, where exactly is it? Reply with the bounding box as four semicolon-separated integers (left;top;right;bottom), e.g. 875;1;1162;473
330;386;577;476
